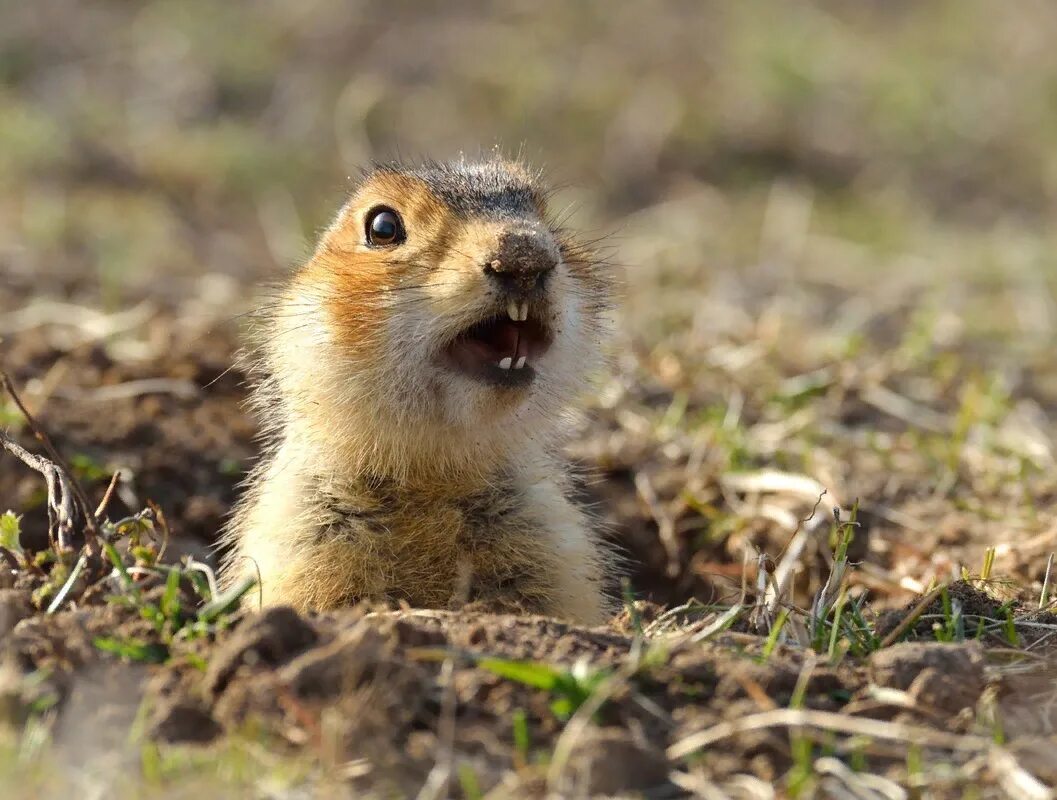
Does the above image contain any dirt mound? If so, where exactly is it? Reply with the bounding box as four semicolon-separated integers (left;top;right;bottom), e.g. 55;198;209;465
7;595;1040;797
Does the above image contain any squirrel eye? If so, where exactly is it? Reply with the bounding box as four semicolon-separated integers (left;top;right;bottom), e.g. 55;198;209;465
365;207;405;247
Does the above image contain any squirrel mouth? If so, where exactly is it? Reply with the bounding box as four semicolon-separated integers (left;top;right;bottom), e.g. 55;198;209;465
444;304;552;387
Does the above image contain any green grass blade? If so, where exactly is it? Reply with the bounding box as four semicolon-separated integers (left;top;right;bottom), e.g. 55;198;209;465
102;540;137;596
197;575;257;623
477;658;561;691
93;636;169;663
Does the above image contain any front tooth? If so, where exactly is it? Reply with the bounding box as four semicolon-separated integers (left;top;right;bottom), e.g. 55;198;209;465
498;357;513;370
507;301;519;322
514;356;527;369
517;302;528;321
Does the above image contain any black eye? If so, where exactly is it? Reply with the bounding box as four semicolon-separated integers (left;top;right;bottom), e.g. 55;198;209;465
365;207;405;247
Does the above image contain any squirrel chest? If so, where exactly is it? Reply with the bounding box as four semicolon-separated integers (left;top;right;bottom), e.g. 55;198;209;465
308;476;542;608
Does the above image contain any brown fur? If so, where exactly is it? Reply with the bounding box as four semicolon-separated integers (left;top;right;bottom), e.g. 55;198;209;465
219;158;615;624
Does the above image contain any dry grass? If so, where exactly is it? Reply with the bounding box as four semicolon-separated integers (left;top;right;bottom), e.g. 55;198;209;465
2;1;1057;797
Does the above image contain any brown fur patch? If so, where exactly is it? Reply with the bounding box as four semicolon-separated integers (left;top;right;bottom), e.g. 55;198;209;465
303;171;456;356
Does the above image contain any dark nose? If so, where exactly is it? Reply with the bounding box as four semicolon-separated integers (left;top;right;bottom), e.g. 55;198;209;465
483;232;557;293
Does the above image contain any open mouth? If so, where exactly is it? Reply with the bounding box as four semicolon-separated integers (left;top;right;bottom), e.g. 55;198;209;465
444;303;552;387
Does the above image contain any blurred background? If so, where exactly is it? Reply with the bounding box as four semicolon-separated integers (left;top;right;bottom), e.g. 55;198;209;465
2;1;1057;609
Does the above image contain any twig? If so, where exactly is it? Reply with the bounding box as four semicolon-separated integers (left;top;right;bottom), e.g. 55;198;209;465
689;603;745;643
415;655;457;800
45;552;88;614
860;384;951;435
1;433;82;553
1040;553;1054;610
878;583;949;649
813;757;908;800
416;562;473;800
184;557;219;599
768;490;829;614
94;471;121;520
988;748;1053;800
684;547;753;643
227;555;265;609
720;470;840;509
1;372;101;554
147;499;170;563
642;598;705;636
809;506;856;637
0;299;153;338
57;378;199;404
749;551;773;633
667;708;990;761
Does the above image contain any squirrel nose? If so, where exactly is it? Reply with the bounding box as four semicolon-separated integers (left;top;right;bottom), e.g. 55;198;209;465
483;232;557;293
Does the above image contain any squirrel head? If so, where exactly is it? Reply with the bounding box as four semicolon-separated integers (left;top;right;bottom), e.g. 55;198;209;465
264;158;611;480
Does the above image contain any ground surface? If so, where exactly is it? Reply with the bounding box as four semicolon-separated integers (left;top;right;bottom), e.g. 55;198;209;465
3;2;1057;798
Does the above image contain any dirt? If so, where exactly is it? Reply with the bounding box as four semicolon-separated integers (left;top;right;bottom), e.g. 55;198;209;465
875;580;1057;645
1;591;1048;797
868;640;987;713
0;318;253;559
2;283;1056;795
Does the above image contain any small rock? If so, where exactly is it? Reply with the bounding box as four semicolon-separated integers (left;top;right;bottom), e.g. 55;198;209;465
280;622;388;701
150;700;222;744
869;641;985;694
389;617;447;649
907;666;984;713
205;606;318;696
558;727;669;796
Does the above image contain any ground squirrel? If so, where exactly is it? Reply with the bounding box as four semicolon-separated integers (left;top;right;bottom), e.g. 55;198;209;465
218;158;614;624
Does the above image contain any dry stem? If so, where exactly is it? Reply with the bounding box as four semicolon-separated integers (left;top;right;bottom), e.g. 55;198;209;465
0;371;101;555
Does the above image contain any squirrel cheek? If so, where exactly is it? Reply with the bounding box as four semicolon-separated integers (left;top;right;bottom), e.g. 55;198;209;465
311;269;387;360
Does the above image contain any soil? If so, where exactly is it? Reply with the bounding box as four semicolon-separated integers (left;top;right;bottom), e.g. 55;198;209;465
1;276;1055;797
0;314;252;560
1;580;1052;797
